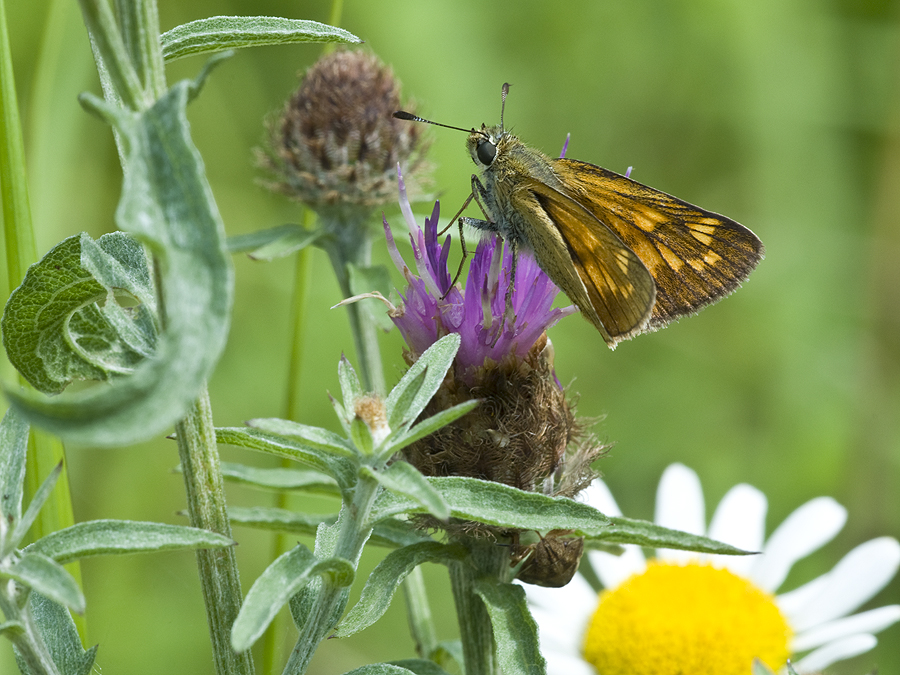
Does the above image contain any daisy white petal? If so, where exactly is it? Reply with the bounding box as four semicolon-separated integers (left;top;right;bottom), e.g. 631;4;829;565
655;463;704;562
791;633;878;673
705;483;766;576
580;479;621;516
749;496;846;592
544;652;596;675
587;545;647;590
530;606;585;654
523;572;595;616
790;537;900;631
791;604;900;651
777;574;831;622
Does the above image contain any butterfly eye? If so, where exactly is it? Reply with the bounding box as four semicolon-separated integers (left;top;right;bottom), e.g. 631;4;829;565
476;140;497;165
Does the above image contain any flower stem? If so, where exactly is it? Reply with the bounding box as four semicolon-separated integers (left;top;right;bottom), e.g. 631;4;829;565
282;475;381;675
448;538;506;675
320;211;385;394
176;388;255;675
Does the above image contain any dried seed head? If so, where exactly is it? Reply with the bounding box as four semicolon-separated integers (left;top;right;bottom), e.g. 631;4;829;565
403;335;606;496
261;50;428;210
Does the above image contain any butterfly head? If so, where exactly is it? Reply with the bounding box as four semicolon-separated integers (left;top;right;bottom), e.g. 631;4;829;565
467;125;505;169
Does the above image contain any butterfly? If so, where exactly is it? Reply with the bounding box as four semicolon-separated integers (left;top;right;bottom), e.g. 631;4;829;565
395;83;764;348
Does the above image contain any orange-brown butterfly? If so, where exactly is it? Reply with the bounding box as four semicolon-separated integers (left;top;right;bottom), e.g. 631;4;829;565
394;83;764;348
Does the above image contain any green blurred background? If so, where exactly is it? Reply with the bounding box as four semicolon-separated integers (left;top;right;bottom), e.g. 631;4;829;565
4;0;899;673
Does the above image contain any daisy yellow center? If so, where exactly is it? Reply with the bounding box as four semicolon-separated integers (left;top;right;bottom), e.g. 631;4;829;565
582;561;792;675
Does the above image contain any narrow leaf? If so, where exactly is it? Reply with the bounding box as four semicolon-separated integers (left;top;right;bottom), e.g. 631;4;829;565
0;621;24;638
246;418;356;457
226;223;321;260
26;520;234;564
216;461;339;495
473;581;545;675
6;552;84;613
0;408;29;528
596;516;753;556
215;426;357;491
343;665;416;675
334;541;465;638
161;16;362;62
228;506;332;536
13;462;61;546
227;507;431;549
232;544;354;652
337;355;363;409
387;662;452;675
362;462;449;521
385;333;460;429
370;476;610;534
23;593;97;675
5;78;232;446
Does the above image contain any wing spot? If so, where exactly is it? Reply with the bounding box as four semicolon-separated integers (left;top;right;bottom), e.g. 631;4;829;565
691;230;713;246
687;257;707;272
658;244;683;272
704;250;722;265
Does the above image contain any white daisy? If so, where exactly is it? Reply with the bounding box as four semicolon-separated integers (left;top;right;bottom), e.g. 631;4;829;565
525;463;900;675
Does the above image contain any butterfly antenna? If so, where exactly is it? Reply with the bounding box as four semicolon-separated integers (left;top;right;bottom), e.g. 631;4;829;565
500;82;510;131
392;111;477;135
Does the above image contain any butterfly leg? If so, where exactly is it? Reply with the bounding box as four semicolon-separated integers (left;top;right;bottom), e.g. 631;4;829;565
443;191;476;295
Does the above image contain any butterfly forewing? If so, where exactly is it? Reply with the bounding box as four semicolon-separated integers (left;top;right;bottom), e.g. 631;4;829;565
552;158;764;329
514;177;656;345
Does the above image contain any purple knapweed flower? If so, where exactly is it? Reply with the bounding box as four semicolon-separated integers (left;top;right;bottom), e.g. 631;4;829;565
384;167;575;381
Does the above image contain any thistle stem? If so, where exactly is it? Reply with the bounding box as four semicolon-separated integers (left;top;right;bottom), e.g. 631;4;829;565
282;476;381;675
448;538;506;675
176;388;255;675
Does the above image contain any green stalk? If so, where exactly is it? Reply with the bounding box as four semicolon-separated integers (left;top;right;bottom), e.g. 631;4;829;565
319;210;385;395
176;388;255;675
282;475;381;675
448;538;505;675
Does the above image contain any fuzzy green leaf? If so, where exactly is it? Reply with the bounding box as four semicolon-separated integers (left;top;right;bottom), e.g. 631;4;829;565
228;506;331;536
0;408;29;531
343;666;417;675
26;520;234;564
215;427;357;491
361;461;449;522
161;16;362;62
388;662;451;675
595;516;754;556
14;462;61;547
2;232;157;394
5;78;232;446
217;461;339;495
232;543;354;652
228;507;430;548
473;581;545;675
5;553;84;613
0;621;24;638
25;594;97;675
227;223;321;260
334;542;465;638
385;333;460;430
246;418;356;458
370;476;610;534
337;355;364;409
